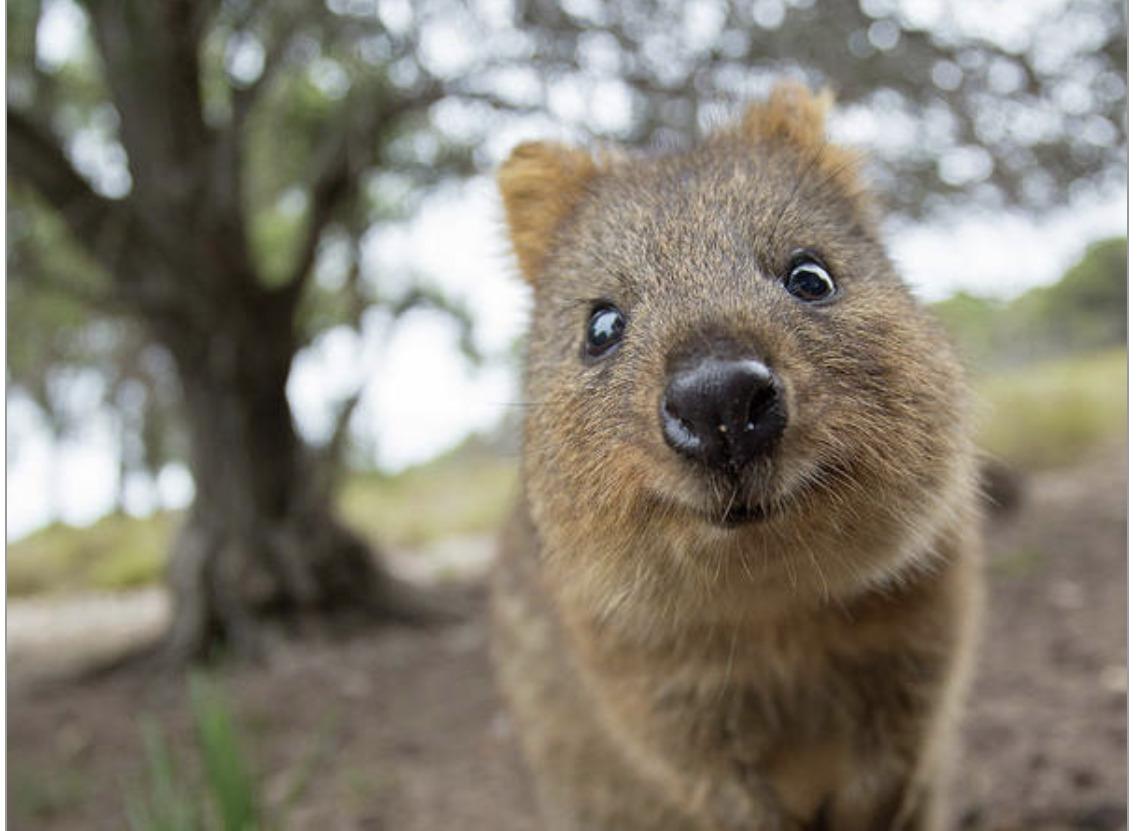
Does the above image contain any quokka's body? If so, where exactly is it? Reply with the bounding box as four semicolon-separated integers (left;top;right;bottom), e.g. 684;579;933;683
491;82;982;831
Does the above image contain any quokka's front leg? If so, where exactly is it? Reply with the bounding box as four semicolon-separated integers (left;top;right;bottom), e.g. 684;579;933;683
813;754;949;831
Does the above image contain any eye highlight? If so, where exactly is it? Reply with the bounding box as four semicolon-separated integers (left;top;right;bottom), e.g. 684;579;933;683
584;304;626;359
784;252;837;303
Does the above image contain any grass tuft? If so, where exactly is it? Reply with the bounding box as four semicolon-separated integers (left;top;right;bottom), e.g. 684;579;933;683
125;676;260;831
126;717;201;831
190;673;260;831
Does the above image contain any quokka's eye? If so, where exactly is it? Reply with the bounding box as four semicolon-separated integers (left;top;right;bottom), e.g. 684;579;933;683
584;304;626;359
784;252;837;303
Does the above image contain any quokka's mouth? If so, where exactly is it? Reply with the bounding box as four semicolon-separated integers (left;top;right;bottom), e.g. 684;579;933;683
705;499;772;528
665;457;822;530
695;463;823;529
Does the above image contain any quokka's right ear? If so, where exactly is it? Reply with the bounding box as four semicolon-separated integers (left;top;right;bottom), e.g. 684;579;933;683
740;80;834;150
498;141;599;285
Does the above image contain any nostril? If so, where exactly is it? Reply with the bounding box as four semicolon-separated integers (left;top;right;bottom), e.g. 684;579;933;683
663;399;696;433
661;396;702;453
746;383;778;430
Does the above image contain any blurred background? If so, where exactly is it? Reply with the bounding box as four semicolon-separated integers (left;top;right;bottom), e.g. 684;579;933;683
6;0;1126;829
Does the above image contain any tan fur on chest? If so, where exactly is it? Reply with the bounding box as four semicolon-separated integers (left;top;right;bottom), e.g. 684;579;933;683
562;533;972;817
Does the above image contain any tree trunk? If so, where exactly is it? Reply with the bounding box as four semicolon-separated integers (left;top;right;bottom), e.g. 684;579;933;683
7;8;455;670
152;288;429;664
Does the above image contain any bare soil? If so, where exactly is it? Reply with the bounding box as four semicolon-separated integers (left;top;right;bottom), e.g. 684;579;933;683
7;447;1126;830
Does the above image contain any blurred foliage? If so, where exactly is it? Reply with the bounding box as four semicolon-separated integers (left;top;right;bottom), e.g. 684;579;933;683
190;676;260;831
7;0;481;510
933;238;1128;471
976;347;1125;472
1040;236;1128;350
127;718;201;831
509;0;1126;216
932;236;1127;370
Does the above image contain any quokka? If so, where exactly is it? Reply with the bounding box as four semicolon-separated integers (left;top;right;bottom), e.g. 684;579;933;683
491;81;982;831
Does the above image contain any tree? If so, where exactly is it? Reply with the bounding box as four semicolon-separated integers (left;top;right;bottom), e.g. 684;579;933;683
7;0;480;662
8;0;1123;662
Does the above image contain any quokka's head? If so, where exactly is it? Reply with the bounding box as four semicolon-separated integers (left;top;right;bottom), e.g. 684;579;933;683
499;81;974;600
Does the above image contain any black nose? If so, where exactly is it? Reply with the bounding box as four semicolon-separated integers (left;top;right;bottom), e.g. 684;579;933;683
660;358;786;471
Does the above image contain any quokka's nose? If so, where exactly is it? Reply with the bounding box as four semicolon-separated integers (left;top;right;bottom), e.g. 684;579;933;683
660;357;786;472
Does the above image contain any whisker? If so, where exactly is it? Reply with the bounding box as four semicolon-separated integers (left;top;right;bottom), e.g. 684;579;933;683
720;483;739;524
717;626;740;703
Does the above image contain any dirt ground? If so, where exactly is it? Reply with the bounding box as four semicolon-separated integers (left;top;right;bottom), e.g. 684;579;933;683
7;446;1126;830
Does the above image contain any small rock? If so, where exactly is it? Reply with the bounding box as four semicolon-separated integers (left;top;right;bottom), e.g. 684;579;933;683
1051;579;1085;610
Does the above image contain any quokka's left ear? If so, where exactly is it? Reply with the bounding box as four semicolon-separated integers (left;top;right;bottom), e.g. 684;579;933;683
497;141;600;285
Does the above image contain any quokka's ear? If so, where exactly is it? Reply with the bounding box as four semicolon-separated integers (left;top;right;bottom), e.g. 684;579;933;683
741;80;835;149
498;141;599;284
740;80;872;217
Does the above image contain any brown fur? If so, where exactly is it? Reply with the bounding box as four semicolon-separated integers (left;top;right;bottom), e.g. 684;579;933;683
492;80;983;831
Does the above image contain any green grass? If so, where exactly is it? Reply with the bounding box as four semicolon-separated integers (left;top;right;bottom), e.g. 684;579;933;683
975;347;1126;471
126;718;201;831
989;545;1048;578
338;453;517;549
7;511;174;597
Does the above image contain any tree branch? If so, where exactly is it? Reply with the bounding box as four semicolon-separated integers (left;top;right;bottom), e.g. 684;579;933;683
230;13;303;128
8;109;218;325
277;83;445;306
82;0;213;202
7;108;131;273
10;263;120;313
323;388;366;470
